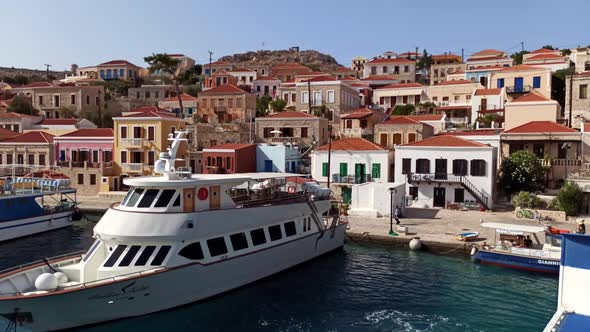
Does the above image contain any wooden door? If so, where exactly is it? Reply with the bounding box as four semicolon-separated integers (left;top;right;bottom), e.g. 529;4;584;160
480;98;487;111
433;187;446;207
183;188;195;213
380;133;388;147
210;186;220;210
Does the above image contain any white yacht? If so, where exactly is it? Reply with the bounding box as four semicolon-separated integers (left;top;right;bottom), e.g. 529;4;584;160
0;132;346;331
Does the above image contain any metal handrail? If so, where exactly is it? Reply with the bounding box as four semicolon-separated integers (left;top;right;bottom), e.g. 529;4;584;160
0;251;86;276
408;172;488;208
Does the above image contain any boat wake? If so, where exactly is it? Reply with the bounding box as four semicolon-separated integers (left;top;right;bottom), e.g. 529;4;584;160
361;309;483;332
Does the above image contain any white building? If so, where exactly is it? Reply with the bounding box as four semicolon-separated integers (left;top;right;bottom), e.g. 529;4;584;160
466;49;513;69
394;135;496;209
372;83;427;108
362;58;416;83
471;87;505;129
569;47;590;73
349;182;406;217
522;48;569;72
253;76;281;98
228;68;257;87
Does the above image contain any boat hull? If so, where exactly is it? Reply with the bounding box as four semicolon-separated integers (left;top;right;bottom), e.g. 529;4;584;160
473;249;559;274
0;224;346;331
0;211;73;242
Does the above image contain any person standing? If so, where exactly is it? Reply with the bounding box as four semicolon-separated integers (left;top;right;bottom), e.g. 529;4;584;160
577;220;586;235
394;206;401;225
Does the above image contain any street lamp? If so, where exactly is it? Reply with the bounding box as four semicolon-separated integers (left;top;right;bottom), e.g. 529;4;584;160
389;187;398;236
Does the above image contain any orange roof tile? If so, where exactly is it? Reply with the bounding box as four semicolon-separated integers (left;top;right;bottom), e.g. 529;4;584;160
304;75;338;82
264;111;316;119
366;58;414;64
432;54;462;60
526;53;564;60
15;82;54;89
0;128;18;141
439;129;503;136
161;93;197;102
472;49;504;55
58;128;114;138
530;48;557;54
466;65;506;72
206;143;255;150
37;118;78;125
340;109;374;119
383;114;444;124
401;135;488;147
0;131;54;143
378;83;423;89
361;75;398;81
99;60;136;66
504;121;578;134
510;91;551;103
200;84;248;95
122;106;177;118
0;112;37;119
318;138;385;151
475;88;502;96
255;76;279;81
497;64;546;72
435;79;475;86
467;55;510;62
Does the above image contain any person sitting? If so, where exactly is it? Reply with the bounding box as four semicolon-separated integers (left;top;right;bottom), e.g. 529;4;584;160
524;235;533;248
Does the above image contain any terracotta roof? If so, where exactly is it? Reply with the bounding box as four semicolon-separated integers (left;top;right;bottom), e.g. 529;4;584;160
526;53;564;60
38;118;78;125
361;75;398;81
475;88;502;96
15;82;54;89
378;83;423;89
435;105;472;111
304;75;338;82
435;79;475;86
161;93;197;102
366;58;414;64
504;121;578;134
382;116;419;124
510;91;551;103
58;128;114;138
478;108;505;114
575;71;590;77
99;60;136;66
466;65;506;72
0;112;37;119
122;106;177;118
200;84;247;95
206;143;255;150
530;48;557;54
0;131;54;143
401;135;488;147
472;49;504;56
467;55;510;62
432;54;462;60
318;138;385;151
264;111;316;119
340;109;374;119
208;61;229;66
333;67;354;72
439;129;503;136
0;128;18;141
383;114;444;124
584;123;590;132
497;64;546;72
255;76;279;81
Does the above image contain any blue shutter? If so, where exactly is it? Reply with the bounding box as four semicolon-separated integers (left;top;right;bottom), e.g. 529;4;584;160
533;76;541;89
497;78;504;88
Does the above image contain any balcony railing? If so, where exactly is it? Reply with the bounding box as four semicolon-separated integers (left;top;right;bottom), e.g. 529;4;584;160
538;159;582;167
55;161;114;169
270;137;304;145
340;128;372;137
331;174;373;184
506;85;532;94
122;163;144;172
120;138;143;147
477;105;503;111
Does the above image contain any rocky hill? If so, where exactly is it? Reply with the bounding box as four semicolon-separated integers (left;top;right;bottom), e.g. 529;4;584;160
218;49;343;71
0;66;66;81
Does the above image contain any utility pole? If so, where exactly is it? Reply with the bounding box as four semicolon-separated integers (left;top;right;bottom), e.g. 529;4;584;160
461;48;464;63
326;124;333;189
208;51;213;78
98;89;103;128
44;64;52;81
521;41;524;52
568;62;575;127
415;46;418;59
307;80;312;114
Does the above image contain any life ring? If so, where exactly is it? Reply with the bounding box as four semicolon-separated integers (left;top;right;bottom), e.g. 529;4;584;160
287;186;296;194
197;187;208;200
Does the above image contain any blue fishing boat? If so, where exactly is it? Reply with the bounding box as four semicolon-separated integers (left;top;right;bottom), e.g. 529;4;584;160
0;175;80;242
471;223;561;274
456;231;479;241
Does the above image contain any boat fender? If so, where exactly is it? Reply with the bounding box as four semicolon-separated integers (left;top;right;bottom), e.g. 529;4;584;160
287;186;296;194
409;238;422;250
71;207;82;221
197;187;208;200
35;273;58;291
470;246;478;256
53;272;69;285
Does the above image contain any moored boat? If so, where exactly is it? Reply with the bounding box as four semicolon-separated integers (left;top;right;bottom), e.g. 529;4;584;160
0;132;346;331
456;231;479;242
471;223;561;274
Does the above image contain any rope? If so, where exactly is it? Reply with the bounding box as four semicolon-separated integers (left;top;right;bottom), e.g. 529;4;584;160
429;243;468;255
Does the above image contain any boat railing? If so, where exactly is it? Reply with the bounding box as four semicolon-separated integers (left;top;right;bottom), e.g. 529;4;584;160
0;251;86;278
506;247;559;258
0;177;72;195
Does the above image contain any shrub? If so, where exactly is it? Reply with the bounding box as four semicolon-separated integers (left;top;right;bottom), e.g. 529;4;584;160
511;191;546;209
548;198;561;211
557;182;583;216
500;151;547;194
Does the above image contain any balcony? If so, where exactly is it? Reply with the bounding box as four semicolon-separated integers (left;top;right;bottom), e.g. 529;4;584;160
120;138;143;148
538;159;582;167
506;85;532;94
55;160;114;169
214;106;227;113
122;163;144;172
331;174;373;184
270;137;304;145
340;127;373;138
477;105;503;111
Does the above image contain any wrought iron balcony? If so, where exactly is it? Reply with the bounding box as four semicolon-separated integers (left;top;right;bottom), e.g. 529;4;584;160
331;174;373;184
506;85;532;94
120;138;143;148
122;163;144;172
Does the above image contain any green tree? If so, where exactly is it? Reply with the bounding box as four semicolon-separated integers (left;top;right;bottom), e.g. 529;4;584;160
541;45;555;50
416;102;436;114
7;95;37;115
184;84;201;97
144;53;184;117
552;68;573;109
58;106;78;119
510;50;529;65
269;98;287;112
561;49;572;56
416;49;432;72
557;182;583;216
500;151;547;194
13;75;29;85
256;95;273;116
392;104;415;115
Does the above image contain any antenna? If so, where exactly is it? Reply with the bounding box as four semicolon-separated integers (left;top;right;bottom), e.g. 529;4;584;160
44;64;52;81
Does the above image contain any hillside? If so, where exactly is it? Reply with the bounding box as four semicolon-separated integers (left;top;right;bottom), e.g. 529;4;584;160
218;49;343;71
0;66;66;81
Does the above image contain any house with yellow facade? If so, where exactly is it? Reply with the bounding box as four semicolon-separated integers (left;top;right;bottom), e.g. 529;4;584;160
490;65;552;99
101;106;187;191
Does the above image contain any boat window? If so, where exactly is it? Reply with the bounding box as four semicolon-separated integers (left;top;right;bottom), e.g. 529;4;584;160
119;245;141;266
135;246;156;266
83;240;101;262
126;188;144;207
250;228;267;246
284;221;296;237
151;246;172;265
104;245;127;267
268;225;283;241
137;189;159;208
178;242;204;260
173;193;181;207
154;189;176;208
207;237;228;257
230;233;249;251
121;190;134;206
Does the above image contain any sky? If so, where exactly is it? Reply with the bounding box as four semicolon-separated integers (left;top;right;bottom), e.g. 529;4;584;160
1;0;590;71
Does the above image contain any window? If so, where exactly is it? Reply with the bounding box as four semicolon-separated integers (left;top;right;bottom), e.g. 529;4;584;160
322;162;329;177
371;66;377;75
301;91;309;104
402;96;408;104
77;174;84;185
120;69;124;77
155;91;159;99
301;127;308;138
230;233;249;251
313;91;322;106
119;245;141;267
138;189;159;208
54;95;60;107
284;221;297;237
402;158;411;174
173;194;181;207
416;159;430;174
454;188;465;203
28;154;34;165
580;84;588;99
151;246;171;265
452;159;468;176
250;228;267;246
382;66;388;73
71;95;76;105
497;78;505;88
407;133;416;143
409;187;418;200
90;174;96;185
372;163;381;179
268;225;283;241
135;246;156;266
327;90;335;103
470;159;486;176
207;237;228;257
120;126;128;139
236;98;242;107
454;95;460;102
95;96;99;105
404;65;409;73
145;91;151;99
263;127;273;138
393;133;402;145
533;76;541;89
154;189;176;208
126;188;144;207
39;154;45;166
38;96;43;105
120;151;127;164
148;126;155;141
228;98;233;108
339;163;348;176
104;245;127;267
178;242;204;260
133;126;142;138
148;151;155;166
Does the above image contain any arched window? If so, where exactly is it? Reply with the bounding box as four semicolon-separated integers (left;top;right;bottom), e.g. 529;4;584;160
470;159;486;176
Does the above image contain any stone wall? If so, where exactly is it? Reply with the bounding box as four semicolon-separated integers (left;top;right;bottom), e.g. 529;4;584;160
58;163;115;196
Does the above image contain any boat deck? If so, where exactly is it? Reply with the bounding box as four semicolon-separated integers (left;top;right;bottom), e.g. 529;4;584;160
556;313;590;331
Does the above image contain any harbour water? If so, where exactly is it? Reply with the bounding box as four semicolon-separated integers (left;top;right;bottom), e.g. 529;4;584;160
0;220;557;332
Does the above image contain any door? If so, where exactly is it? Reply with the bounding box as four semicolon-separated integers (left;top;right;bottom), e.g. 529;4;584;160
183;188;195;213
341;187;352;204
209;185;220;210
514;77;524;92
435;159;447;180
480;98;487;111
354;163;366;183
380;133;388;147
433;187;446;207
264;160;273;172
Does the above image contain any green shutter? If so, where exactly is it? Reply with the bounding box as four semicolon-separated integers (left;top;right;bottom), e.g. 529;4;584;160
372;163;381;179
322;162;329;177
339;163;348;176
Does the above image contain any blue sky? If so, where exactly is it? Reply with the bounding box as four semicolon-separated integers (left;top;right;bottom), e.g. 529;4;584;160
1;0;590;71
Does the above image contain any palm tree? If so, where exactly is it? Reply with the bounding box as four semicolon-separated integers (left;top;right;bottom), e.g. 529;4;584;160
144;53;184;118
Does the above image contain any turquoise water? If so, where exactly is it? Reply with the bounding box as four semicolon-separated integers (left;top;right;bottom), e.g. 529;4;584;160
0;221;557;331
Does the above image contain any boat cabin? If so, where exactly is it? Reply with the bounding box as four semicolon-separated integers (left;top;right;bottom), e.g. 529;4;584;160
481;222;561;259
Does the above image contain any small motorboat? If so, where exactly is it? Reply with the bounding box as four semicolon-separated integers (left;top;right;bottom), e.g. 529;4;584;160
456;232;479;241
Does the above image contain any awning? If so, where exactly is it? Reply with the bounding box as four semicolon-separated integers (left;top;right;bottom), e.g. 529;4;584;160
481;222;546;234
